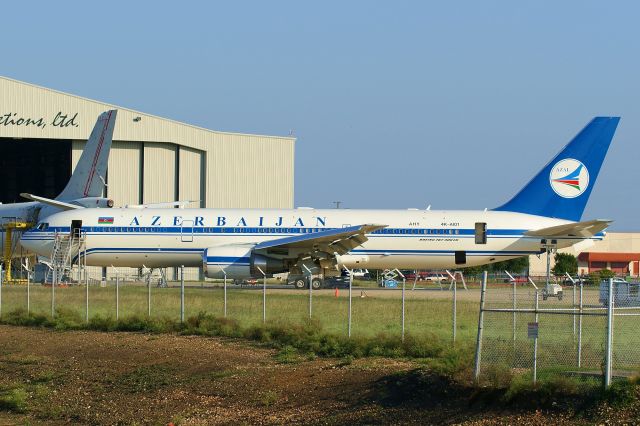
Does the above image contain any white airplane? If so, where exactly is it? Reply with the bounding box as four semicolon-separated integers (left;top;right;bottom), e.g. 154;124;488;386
21;117;619;280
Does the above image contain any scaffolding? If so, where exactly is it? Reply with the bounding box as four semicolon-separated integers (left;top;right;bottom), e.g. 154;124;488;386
1;219;33;283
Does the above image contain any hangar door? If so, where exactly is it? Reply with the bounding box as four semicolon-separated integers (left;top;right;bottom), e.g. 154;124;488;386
0;138;71;203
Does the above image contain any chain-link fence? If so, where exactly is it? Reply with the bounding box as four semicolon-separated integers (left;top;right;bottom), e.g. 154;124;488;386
0;264;485;349
474;274;640;388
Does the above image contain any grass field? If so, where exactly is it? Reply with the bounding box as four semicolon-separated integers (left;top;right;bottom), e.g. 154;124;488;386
0;282;479;343
1;281;639;387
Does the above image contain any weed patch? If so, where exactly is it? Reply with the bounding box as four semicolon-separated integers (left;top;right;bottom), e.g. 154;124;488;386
0;387;28;413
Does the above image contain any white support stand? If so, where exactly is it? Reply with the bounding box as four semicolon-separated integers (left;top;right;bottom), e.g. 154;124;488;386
446;270;468;291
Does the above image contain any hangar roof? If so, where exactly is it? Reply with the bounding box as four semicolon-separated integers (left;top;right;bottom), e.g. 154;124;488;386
0;75;295;146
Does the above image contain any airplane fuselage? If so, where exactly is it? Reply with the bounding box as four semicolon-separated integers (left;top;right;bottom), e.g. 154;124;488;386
21;207;598;274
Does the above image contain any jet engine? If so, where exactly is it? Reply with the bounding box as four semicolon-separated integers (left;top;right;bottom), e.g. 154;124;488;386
202;245;286;279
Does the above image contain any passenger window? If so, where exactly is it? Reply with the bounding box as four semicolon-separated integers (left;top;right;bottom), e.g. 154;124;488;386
475;222;487;244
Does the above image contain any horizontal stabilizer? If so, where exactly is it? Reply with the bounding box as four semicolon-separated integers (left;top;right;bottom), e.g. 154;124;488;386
20;193;83;211
125;201;198;209
525;219;611;238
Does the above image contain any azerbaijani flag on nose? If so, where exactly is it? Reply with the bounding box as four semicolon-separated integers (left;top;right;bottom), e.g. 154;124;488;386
98;217;114;224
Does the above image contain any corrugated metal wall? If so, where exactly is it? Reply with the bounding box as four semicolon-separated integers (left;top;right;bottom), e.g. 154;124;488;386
108;141;142;205
178;146;203;207
143;143;177;204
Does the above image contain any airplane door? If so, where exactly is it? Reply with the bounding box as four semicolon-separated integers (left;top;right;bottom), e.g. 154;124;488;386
181;220;194;242
71;220;83;238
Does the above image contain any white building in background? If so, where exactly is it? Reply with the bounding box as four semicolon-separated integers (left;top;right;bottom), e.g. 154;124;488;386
0;76;295;280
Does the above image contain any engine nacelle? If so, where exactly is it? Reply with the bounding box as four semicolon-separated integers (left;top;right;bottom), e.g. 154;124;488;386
203;245;286;279
335;254;370;268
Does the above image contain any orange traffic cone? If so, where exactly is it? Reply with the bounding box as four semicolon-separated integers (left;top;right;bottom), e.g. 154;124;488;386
334;287;339;297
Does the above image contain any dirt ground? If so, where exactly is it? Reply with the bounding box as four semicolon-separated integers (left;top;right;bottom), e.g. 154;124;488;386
0;325;635;425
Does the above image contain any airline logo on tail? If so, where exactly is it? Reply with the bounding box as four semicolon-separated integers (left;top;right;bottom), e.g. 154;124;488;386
549;158;589;198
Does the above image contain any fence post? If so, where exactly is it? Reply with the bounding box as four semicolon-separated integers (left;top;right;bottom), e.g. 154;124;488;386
223;270;227;318
147;271;151;317
512;280;516;343
533;290;539;385
452;278;457;344
180;265;185;323
573;281;576;341
343;266;353;338
85;271;89;323
256;266;266;323
26;264;30;314
116;272;120;320
577;281;583;368
51;266;56;318
303;265;313;319
0;263;3;318
393;269;406;342
473;271;488;382
605;277;614;388
402;276;406;342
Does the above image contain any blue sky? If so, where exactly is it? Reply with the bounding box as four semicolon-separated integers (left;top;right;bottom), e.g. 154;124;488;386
2;1;639;229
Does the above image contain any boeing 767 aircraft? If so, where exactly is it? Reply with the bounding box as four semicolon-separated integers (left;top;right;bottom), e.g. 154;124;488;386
21;117;619;280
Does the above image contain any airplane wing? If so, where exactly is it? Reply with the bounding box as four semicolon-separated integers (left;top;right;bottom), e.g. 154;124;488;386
254;224;387;255
525;219;611;238
20;193;83;210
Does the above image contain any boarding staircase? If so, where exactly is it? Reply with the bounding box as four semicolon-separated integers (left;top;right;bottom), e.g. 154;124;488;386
45;231;86;285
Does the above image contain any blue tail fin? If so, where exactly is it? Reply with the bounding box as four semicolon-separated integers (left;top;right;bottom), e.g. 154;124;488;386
494;117;620;221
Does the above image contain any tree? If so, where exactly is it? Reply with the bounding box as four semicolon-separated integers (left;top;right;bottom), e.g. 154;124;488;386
551;252;577;276
490;256;529;274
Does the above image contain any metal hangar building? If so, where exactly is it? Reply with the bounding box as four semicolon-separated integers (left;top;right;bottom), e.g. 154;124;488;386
0;76;295;279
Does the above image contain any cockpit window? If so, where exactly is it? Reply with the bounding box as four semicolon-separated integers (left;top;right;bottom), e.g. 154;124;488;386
36;223;49;231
